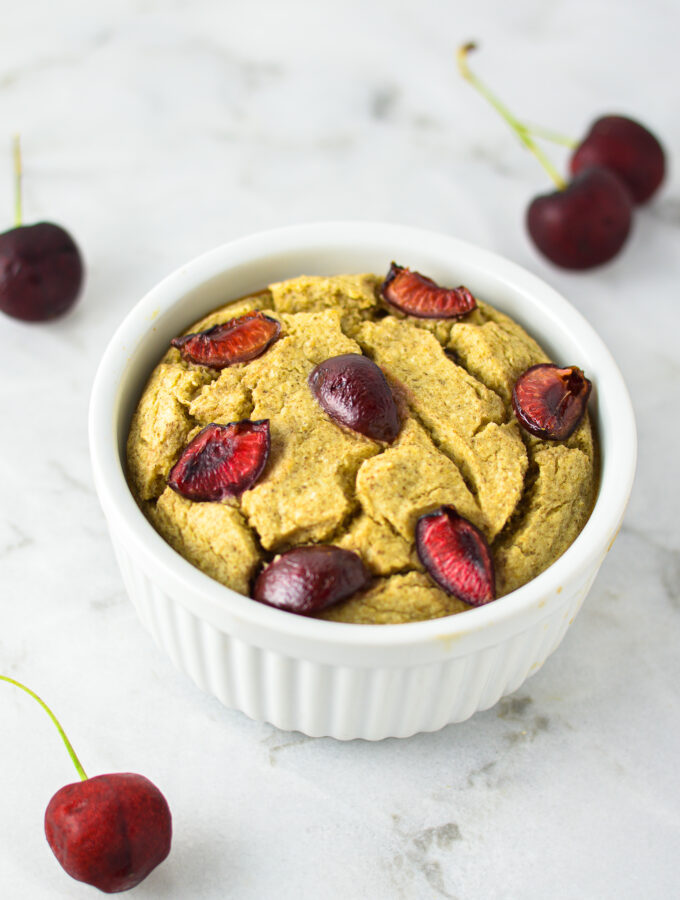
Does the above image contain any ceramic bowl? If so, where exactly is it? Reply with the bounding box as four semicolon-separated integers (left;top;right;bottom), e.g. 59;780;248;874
89;222;636;740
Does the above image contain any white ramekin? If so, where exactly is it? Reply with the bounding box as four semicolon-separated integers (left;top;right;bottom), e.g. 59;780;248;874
89;222;636;740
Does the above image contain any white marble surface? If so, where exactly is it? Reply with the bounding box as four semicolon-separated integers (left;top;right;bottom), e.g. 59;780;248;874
1;1;679;897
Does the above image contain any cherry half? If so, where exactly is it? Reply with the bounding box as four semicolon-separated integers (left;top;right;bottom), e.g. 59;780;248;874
171;311;281;369
416;506;495;606
0;137;84;322
1;675;172;893
570;115;666;205
457;44;635;270
380;263;477;319
253;545;370;615
308;353;400;443
512;363;591;441
168;420;270;502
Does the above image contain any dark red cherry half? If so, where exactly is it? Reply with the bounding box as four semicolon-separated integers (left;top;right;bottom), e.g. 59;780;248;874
171;311;281;369
0;222;84;321
167;420;270;501
253;545;370;615
512;364;591;441
416;506;495;606
570;115;666;205
308;353;400;443
526;167;633;270
380;263;477;319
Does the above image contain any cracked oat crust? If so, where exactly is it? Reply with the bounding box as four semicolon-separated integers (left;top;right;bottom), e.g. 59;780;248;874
126;274;598;623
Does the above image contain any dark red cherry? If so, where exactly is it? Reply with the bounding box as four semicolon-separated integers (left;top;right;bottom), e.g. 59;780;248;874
416;506;495;606
45;773;172;894
253;545;370;615
526;167;633;270
171;311;281;369
570;115;666;205
308;353;400;443
512;364;591;441
0;222;83;321
168;420;270;501
380;263;477;318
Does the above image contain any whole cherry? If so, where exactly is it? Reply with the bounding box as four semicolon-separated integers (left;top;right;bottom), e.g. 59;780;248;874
0;137;84;322
526;167;633;270
1;675;172;893
457;44;636;270
570;115;666;205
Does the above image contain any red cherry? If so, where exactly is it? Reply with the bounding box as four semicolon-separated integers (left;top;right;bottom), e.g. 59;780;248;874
0;222;83;321
570;115;666;205
380;263;477;319
0;139;83;322
1;676;172;894
253;545;370;615
171;311;281;369
512;364;591;441
416;506;495;606
168;420;270;502
45;774;172;894
526;167;633;270
308;353;400;443
457;44;638;270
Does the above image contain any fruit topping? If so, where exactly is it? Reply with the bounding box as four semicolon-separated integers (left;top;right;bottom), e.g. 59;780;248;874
171;311;281;369
570;115;666;205
253;545;370;615
380;263;477;319
415;506;495;606
308;353;400;442
512;364;591;441
168;420;270;501
526;167;633;270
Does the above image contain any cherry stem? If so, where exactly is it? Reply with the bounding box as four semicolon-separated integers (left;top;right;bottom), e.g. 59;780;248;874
12;135;22;228
1;675;88;781
520;123;578;149
457;43;567;191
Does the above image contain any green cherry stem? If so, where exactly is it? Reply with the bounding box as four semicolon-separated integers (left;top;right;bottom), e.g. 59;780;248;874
457;43;567;191
1;675;88;781
520;122;578;149
13;134;22;228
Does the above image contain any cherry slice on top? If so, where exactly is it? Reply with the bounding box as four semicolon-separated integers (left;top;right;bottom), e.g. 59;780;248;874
308;353;400;443
168;420;270;502
380;263;477;319
253;545;371;615
416;506;496;607
512;364;591;441
171;311;281;369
